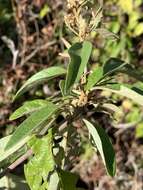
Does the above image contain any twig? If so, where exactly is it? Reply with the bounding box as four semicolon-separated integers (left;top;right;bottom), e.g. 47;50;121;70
1;36;19;69
8;149;33;170
114;122;138;136
21;41;56;65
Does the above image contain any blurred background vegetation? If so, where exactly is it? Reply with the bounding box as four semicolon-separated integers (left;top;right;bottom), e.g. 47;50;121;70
0;0;143;189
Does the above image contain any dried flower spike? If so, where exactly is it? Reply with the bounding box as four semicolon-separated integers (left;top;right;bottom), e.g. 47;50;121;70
65;0;103;41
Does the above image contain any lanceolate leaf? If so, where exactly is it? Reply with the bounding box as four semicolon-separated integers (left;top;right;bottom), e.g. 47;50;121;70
86;57;143;91
24;130;55;190
65;43;81;93
86;66;103;90
14;66;66;100
103;58;127;76
83;119;116;177
5;102;58;150
104;58;143;83
120;64;143;83
86;58;127;90
58;169;79;190
76;41;92;82
65;41;92;94
0;135;30;163
10;99;49;120
94;84;143;106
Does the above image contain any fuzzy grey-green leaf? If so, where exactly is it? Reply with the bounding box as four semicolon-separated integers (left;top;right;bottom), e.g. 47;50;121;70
5;102;58;150
10;99;49;120
0;135;30;163
14;66;66;100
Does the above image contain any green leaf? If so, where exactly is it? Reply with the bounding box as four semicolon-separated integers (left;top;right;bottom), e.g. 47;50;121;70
14;66;66;100
86;58;143;91
65;41;92;93
94;84;143;106
86;66;103;90
83;119;116;176
5;102;58;150
86;58;127;90
10;99;49;120
0;135;30;163
24;130;55;190
120;64;143;83
58;169;79;190
65;43;81;93
76;41;92;82
104;59;143;83
103;58;127;76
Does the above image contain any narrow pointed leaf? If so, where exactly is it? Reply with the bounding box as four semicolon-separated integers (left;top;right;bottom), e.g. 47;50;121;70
65;44;81;93
5;102;58;150
10;99;49;120
104;58;143;83
76;41;92;82
86;58;127;90
0;135;30;163
120;64;143;82
103;58;127;76
94;84;143;106
65;41;92;93
86;57;143;91
83;119;116;176
85;67;103;90
14;66;66;100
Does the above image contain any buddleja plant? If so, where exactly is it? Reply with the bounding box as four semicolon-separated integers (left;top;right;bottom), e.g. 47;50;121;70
1;0;143;189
